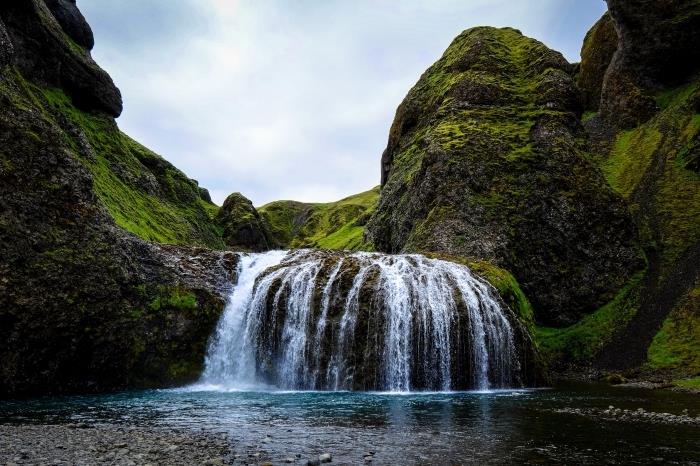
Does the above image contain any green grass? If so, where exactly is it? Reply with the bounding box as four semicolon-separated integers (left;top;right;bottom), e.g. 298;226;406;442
19;81;225;248
673;376;700;390
602;128;662;198
259;187;379;251
647;285;700;374
536;272;644;364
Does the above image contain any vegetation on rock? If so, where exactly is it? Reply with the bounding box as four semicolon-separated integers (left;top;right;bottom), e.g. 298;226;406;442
259;187;379;251
217;192;274;251
366;26;643;326
538;2;700;379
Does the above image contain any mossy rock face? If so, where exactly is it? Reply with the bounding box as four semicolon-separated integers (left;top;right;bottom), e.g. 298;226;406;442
577;12;618;111
542;3;700;372
217;192;275;251
646;283;700;378
259;187;379;251
367;26;643;326
599;0;700;128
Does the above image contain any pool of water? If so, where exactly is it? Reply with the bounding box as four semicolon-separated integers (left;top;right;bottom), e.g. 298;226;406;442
1;383;699;464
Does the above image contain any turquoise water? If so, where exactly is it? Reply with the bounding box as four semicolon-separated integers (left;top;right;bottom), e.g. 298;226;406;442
1;384;699;464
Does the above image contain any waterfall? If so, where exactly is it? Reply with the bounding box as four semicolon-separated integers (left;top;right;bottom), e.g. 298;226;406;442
201;250;528;392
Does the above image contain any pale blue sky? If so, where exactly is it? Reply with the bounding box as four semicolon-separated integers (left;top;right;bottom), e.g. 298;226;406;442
81;0;607;206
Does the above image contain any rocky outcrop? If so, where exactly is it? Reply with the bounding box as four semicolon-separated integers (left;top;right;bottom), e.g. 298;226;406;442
0;0;121;116
367;27;643;326
577;12;617;111
217;192;275;251
599;0;700;128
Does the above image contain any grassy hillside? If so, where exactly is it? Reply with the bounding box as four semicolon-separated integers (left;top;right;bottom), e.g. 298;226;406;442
5;70;223;248
259;187;379;251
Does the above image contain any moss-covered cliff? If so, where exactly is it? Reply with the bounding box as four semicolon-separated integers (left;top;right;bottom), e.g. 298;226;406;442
366;26;643;326
537;1;700;381
0;0;239;397
259;187;379;251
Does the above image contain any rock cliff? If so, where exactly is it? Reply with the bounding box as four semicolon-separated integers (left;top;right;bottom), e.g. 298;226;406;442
366;27;643;326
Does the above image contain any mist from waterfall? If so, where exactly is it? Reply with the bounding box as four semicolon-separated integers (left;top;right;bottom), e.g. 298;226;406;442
201;250;524;392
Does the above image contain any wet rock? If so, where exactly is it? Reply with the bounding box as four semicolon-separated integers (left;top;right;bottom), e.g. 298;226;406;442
319;452;332;463
0;425;233;466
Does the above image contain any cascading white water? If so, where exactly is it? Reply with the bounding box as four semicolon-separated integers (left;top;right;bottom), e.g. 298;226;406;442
201;250;523;392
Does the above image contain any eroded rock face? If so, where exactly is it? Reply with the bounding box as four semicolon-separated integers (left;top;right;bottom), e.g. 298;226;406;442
217;192;275;252
577;12;618;111
600;0;700;128
0;0;121;116
367;27;643;325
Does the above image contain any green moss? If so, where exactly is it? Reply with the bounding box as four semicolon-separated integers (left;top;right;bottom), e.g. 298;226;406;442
647;285;700;374
598;80;700;273
467;260;535;330
603;127;662;198
148;288;198;312
673;376;700;390
536;272;644;364
582;111;597;123
259;187;379;251
28;84;224;248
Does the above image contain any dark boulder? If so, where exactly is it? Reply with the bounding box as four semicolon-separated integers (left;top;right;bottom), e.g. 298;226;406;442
600;0;700;128
217;192;275;252
0;19;12;67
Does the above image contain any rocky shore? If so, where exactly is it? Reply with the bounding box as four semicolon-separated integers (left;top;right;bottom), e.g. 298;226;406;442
0;424;232;466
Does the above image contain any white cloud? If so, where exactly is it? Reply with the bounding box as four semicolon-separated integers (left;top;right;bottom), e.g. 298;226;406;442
81;0;606;206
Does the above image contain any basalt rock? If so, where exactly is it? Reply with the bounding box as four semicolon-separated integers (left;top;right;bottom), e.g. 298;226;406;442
217;192;275;252
599;0;700;128
367;27;643;326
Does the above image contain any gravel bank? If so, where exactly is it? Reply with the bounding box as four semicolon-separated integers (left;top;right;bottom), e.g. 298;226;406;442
0;424;232;466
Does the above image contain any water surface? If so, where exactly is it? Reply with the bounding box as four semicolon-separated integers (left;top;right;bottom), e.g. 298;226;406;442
1;383;698;465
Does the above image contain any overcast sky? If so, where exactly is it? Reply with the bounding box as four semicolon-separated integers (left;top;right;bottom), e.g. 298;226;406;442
80;0;607;206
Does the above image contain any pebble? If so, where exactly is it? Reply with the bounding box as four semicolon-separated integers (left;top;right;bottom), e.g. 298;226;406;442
0;425;233;466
